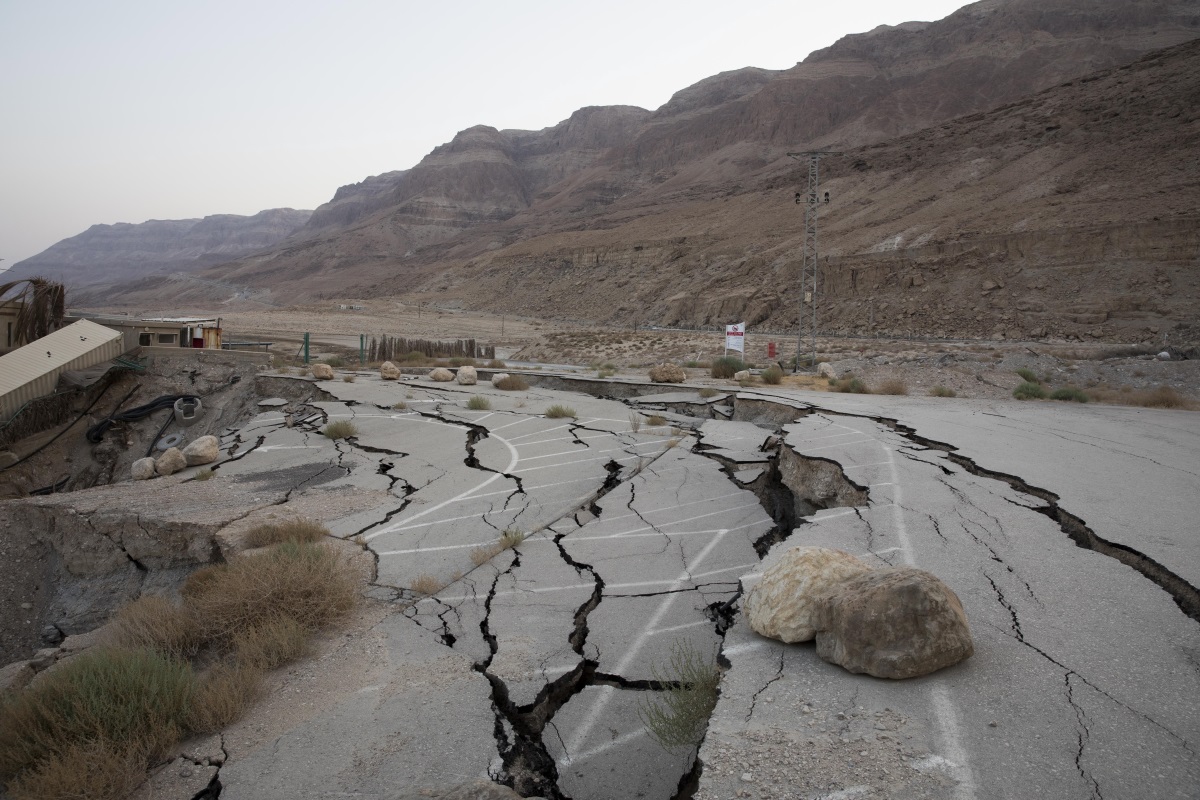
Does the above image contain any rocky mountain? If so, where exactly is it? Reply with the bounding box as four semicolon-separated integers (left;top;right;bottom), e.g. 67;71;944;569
11;208;312;289
85;0;1200;342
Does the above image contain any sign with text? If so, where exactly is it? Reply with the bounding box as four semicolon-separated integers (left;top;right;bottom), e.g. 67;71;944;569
725;322;746;353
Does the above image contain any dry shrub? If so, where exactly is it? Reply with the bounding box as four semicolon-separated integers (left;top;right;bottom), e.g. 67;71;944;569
760;365;784;385
710;356;745;379
410;574;444;595
628;412;642;433
109;595;201;657
184;542;357;644
192;468;215;481
470;544;502;566
393;401;408;410
1087;385;1189;409
697;388;719;399
646;414;666;426
544;404;576;419
187;662;262;734
0;647;193;783
232;615;310;671
487;359;506;368
929;385;957;398
494;375;528;391
5;739;147;800
877;380;909;396
243;518;329;549
466;395;492;410
342;374;356;383
323;420;358;439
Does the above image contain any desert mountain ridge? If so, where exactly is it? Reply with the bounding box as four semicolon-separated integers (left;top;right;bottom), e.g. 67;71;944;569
37;0;1200;344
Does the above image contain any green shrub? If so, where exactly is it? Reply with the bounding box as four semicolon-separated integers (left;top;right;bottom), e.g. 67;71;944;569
710;356;745;379
192;468;215;481
544;404;576;419
0;647;193;783
929;385;957;398
1015;368;1039;384
323;420;358;439
322;356;345;369
1013;381;1047;400
637;640;720;751
1050;387;1089;403
760;365;784;385
466;396;492;411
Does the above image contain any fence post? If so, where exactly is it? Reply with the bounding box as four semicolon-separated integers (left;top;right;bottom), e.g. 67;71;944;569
303;333;310;364
360;334;365;366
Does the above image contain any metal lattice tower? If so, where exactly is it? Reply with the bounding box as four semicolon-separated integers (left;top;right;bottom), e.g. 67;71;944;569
788;151;840;370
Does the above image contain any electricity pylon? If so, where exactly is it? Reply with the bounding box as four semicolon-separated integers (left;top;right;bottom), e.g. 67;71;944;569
788;151;840;371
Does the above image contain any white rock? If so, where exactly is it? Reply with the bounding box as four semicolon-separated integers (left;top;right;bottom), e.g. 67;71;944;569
817;362;838;379
132;457;157;480
745;546;873;643
155;447;187;476
311;363;335;380
733;370;751;381
491;372;511;387
428;367;454;381
1157;351;1172;361
182;435;219;466
456;365;478;385
380;361;401;380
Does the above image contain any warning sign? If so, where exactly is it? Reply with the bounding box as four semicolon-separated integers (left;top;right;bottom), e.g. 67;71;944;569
725;322;745;353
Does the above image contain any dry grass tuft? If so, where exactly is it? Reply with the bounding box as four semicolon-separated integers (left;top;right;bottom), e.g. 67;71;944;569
4;739;148;800
876;380;909;396
628;412;642;433
184;542;358;645
494;375;528;391
646;414;666;426
186;662;262;734
760;365;784;385
393;401;408;410
697;388;719;399
109;595;201;657
466;395;492;410
544;404;576;419
243;518;329;549
410;573;446;596
1087;384;1189;409
192;468;215;481
929;385;957;398
343;374;356;383
323;420;358;439
232;615;309;672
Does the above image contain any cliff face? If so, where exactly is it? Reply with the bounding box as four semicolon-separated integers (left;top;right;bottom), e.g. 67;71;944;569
77;0;1200;342
13;208;312;288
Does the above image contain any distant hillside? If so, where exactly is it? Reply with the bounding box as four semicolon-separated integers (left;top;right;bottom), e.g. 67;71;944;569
11;208;312;289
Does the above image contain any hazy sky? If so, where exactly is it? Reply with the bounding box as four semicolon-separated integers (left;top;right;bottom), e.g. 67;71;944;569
0;0;968;267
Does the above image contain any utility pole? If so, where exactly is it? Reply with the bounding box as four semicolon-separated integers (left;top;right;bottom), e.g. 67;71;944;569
788;151;840;371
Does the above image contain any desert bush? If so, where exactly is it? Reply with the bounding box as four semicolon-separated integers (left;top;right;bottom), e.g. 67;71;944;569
183;542;357;645
545;404;576;419
697;388;719;398
410;574;445;595
628;412;642;433
710;356;745;379
470;529;528;566
399;351;429;363
647;414;666;426
466;396;492;411
343;374;356;383
0;647;193;783
832;377;869;394
448;356;476;367
1050;387;1089;403
760;365;784;385
494;375;528;391
193;468;215;481
108;595;201;657
186;662;262;734
232;615;310;672
322;357;345;369
323;420;358;439
1013;381;1047;400
487;359;506;368
929;385;957;398
1015;368;1040;384
637;640;720;751
4;739;148;800
243;518;328;549
393;401;408;410
1089;385;1189;409
876;380;908;395
598;368;616;378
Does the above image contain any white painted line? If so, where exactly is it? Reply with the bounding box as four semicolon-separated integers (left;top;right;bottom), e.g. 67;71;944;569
364;431;521;540
799;439;879;452
721;640;776;657
841;460;892;470
515;454;645;474
490;417;537;432
518;440;663;463
931;683;979;800
562;528;732;761
558;728;648;767
608;502;766;538
649;620;711;636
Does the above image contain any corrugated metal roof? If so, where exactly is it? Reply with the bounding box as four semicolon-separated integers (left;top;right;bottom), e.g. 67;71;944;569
0;319;124;397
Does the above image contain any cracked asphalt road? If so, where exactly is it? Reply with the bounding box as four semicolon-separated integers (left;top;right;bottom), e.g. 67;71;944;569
201;372;1197;800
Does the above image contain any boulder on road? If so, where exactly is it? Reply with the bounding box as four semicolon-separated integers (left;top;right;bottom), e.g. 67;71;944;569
182;435;219;466
745;546;873;643
813;566;974;679
428;367;454;382
132;457;157;481
648;363;686;383
311;363;335;380
490;372;511;387
733;370;751;381
456;365;478;385
155;447;187;476
380;361;401;380
817;362;838;379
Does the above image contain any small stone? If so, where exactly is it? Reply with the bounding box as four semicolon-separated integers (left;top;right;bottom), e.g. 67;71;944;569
428;367;454;382
20;602;32;610
132;456;157;480
989;721;998;728
380;361;401;380
155;447;187;476
182;435;219;466
741;772;753;783
456;365;478;385
311;363;335;380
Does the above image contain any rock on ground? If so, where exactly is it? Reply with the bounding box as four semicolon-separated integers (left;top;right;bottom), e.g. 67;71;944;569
380;361;401;380
813;566;974;679
456;365;478;385
131;457;157;480
311;363;335;380
746;546;873;643
429;367;454;382
818;362;838;379
648;363;687;383
155;447;187;476
734;369;751;381
490;372;511;386
182;435;219;466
